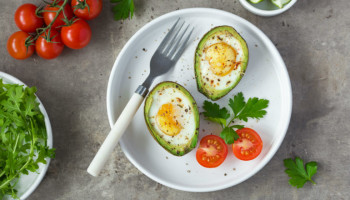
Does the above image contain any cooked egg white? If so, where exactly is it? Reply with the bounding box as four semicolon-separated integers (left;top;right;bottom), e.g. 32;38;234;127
199;31;244;90
147;87;196;146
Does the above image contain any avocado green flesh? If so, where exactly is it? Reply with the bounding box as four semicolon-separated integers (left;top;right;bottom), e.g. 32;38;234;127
195;26;249;101
144;82;199;156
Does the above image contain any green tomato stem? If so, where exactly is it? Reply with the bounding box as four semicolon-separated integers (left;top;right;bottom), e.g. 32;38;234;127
31;0;69;42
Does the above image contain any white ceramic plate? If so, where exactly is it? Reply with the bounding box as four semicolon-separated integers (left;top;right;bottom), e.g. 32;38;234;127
107;8;292;192
0;72;53;199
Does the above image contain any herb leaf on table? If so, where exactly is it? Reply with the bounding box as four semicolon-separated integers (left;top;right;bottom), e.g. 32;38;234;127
111;0;135;21
284;157;318;188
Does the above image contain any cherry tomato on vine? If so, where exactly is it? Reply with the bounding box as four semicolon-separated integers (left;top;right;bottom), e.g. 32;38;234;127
36;29;64;59
14;3;44;33
71;0;102;20
7;31;35;60
196;135;228;168
232;128;263;161
61;19;91;49
43;1;74;29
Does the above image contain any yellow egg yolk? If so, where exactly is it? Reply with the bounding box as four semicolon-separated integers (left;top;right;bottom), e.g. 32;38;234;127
156;103;182;136
205;42;237;76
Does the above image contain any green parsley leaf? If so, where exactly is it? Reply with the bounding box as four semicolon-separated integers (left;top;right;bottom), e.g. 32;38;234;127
111;0;135;21
220;127;239;144
202;100;230;126
230;125;245;129
236;97;269;122
284;157;317;188
202;92;269;144
228;92;245;117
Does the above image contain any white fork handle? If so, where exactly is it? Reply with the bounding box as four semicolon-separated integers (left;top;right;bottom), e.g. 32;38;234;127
87;92;144;176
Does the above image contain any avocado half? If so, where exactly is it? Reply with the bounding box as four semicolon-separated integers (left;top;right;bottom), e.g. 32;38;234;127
195;26;249;101
144;82;199;156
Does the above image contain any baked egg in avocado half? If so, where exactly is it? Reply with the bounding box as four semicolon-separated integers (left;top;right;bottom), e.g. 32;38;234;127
144;82;199;156
195;26;249;101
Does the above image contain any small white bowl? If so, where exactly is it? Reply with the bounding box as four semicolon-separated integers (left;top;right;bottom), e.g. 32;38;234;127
239;0;297;17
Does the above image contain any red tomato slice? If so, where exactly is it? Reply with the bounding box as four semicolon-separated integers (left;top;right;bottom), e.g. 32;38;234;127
232;128;263;161
196;135;228;168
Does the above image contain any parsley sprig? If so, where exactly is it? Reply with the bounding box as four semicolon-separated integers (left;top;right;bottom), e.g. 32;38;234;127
284;157;318;188
111;0;135;21
203;92;269;144
0;80;55;199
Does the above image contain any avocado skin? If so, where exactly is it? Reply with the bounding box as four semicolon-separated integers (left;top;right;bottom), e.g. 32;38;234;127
144;81;199;156
195;26;249;101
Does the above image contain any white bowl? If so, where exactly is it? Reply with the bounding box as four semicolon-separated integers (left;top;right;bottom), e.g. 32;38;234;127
239;0;297;17
0;71;53;200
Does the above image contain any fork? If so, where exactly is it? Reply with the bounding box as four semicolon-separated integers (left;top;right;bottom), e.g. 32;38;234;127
87;19;193;176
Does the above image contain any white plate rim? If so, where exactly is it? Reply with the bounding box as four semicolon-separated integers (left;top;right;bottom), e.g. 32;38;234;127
0;71;53;199
106;8;292;192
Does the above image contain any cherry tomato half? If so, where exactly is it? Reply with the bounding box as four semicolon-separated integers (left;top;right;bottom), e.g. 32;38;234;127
196;135;228;168
14;3;44;33
36;30;64;59
61;19;91;49
7;31;35;60
43;1;74;29
232;128;263;161
71;0;102;20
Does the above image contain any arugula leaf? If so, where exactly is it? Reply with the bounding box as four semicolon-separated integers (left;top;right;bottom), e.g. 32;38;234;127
0;80;55;199
284;157;317;188
111;0;135;21
202;100;230;126
220;127;239;144
202;92;269;144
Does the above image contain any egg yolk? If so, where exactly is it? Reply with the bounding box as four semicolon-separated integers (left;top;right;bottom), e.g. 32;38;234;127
205;42;237;76
156;103;182;136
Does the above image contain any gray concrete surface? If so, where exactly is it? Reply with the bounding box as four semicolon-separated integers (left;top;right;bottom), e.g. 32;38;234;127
1;0;349;199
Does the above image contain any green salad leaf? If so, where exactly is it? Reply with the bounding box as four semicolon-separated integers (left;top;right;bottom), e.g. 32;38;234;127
202;92;269;144
284;157;318;188
111;0;135;21
0;79;55;199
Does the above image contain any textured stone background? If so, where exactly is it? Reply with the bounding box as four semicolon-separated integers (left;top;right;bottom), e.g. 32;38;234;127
0;0;349;199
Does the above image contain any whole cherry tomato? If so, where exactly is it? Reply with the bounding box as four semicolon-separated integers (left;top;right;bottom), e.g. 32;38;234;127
43;1;74;29
36;29;64;59
71;0;102;20
7;31;35;60
61;19;92;49
14;3;44;33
